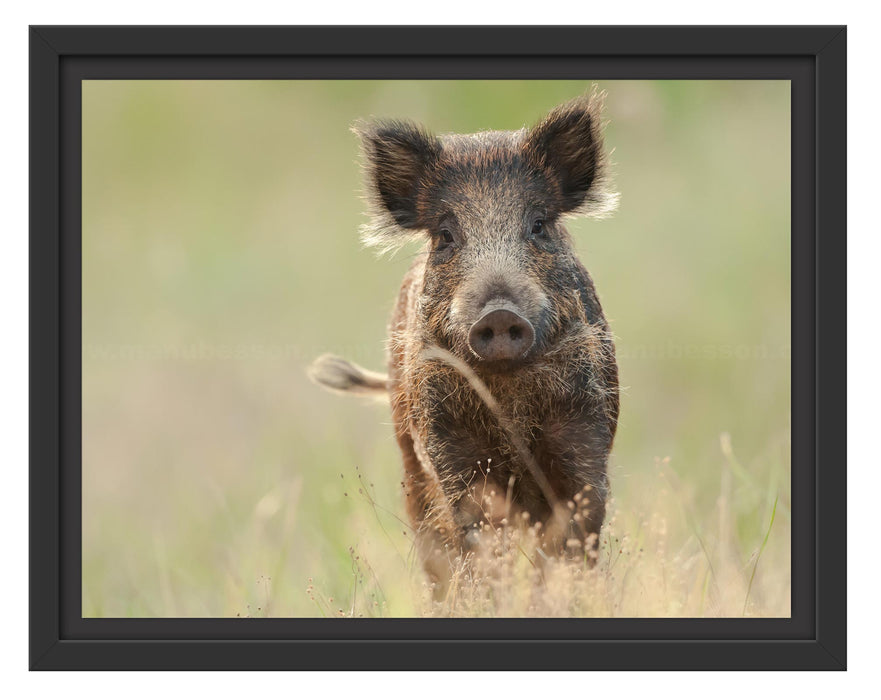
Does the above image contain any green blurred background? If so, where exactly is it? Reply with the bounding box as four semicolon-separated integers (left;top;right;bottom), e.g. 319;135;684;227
82;80;790;617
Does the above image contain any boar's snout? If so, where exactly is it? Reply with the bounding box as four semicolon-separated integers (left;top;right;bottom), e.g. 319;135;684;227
467;300;535;364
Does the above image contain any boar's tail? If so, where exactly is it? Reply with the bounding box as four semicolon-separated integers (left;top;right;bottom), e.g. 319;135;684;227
307;354;389;397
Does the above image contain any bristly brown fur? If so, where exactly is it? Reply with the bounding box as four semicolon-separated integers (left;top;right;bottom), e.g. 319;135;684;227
314;88;621;594
356;88;618;255
352;119;443;254
523;89;619;220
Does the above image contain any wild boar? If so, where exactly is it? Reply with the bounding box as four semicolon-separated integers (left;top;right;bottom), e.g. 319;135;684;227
310;92;620;589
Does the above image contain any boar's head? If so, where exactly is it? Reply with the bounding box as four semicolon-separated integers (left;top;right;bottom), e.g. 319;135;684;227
355;93;618;372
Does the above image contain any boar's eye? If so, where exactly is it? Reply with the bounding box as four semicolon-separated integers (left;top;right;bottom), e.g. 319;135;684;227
431;228;456;257
430;217;459;260
530;218;546;238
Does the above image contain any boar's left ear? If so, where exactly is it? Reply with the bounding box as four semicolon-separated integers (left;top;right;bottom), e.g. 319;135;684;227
353;119;442;252
524;93;619;218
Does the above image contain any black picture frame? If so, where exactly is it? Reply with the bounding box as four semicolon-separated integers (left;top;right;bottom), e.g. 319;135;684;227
29;25;846;671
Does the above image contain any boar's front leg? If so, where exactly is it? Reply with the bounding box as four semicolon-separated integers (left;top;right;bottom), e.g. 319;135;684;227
536;412;612;565
421;413;506;553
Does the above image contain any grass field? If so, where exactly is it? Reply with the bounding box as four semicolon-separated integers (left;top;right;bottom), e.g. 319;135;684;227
82;80;790;617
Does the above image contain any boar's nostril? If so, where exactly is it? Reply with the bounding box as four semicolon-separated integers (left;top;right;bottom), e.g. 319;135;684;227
468;307;535;363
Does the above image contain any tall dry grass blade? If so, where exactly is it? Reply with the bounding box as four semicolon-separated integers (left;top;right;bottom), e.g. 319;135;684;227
743;494;778;616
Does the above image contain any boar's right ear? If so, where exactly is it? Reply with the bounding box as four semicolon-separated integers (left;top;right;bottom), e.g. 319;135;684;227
353;120;442;251
523;93;619;218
